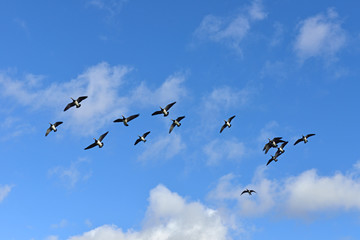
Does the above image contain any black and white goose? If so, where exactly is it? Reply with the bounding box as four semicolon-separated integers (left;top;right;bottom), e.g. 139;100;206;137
294;134;316;145
275;141;288;156
64;96;88;111
169;116;185;133
263;137;285;154
114;114;140;126
134;131;150;145
152;101;176;117
220;115;235;133
84;131;109;150
241;189;256;195
45;121;63;136
266;152;281;166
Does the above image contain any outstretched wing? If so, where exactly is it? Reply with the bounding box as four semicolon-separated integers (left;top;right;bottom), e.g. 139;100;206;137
98;131;109;142
240;190;248;195
250;190;256;194
176;116;185;122
228;115;235;123
127;114;140;122
54;121;63;127
45;127;51;136
84;142;97;150
77;96;88;103
113;118;124;123
266;158;273;166
152;110;162;116
306;133;315;138
294;138;302;145
263;144;270;154
134;138;141;145
164;101;176;111
220;123;226;133
64;102;75;111
280;141;288;148
169;123;175;134
143;131;151;138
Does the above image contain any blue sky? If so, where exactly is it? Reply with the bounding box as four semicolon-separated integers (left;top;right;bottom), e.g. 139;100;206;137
0;0;360;239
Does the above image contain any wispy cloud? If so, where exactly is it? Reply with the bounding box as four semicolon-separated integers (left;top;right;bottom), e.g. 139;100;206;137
87;0;129;17
208;163;360;218
0;184;13;203
194;0;266;53
68;184;231;240
51;219;68;229
294;8;347;62
48;158;92;188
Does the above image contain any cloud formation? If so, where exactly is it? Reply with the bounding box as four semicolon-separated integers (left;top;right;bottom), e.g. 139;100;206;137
68;184;230;240
0;184;13;203
203;138;245;166
294;8;346;62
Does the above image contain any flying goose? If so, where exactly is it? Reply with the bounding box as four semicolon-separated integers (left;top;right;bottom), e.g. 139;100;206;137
275;141;288;156
263;137;285;154
241;189;256;195
220;115;235;133
45;121;63;136
114;114;140;126
64;96;88;111
266;153;280;166
294;134;316;145
169;116;185;133
152;101;176;117
134;131;151;145
84;131;109;150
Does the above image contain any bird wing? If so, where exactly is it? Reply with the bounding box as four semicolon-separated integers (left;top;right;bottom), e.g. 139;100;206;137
240;190;248;195
152;110;162;116
169;123;175;133
77;96;88;103
266;158;273;166
54;121;63;127
64;102;75;111
176;116;185;122
127;114;140;122
164;101;176;111
45;128;51;136
263;144;270;154
220;124;226;133
306;133;315;138
294;138;302;145
84;142;97;150
274;151;281;158
281;141;288;148
134;139;141;145
250;190;256;193
143;131;150;138
113;118;124;123
98;131;109;142
228;115;236;123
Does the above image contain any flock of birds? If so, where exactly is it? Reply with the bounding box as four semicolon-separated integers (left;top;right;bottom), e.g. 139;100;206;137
46;95;315;196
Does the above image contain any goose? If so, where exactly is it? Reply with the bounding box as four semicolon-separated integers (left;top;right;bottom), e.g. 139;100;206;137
169;116;185;133
263;137;285;154
152;101;176;117
134;131;151;145
64;96;88;111
294;134;316;145
241;189;256;195
84;131;109;150
114;114;140;126
45;121;63;136
275;141;288;156
266;153;280;166
220;115;235;133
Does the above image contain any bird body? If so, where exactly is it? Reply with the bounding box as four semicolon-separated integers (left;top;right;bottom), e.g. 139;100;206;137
134;131;150;145
169;116;185;133
263;137;285;154
152;102;176;117
84;131;109;150
294;134;315;145
220;115;235;133
241;189;256;195
266;154;279;166
114;114;139;126
276;141;288;156
64;96;88;111
45;121;63;136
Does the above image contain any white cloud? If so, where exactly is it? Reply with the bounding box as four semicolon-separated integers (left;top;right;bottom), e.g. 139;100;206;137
88;0;128;16
49;158;92;188
68;184;231;240
0;184;13;203
51;219;68;229
203;138;246;166
138;134;186;162
294;8;346;62
194;0;266;53
45;236;59;240
208;164;360;218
